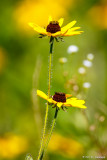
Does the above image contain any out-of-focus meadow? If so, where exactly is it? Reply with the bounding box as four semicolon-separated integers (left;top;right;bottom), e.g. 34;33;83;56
0;0;107;160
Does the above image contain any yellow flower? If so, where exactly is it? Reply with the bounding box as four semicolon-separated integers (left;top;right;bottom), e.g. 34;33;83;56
14;0;74;32
48;133;83;158
29;16;83;37
37;90;86;109
88;3;107;29
0;133;28;158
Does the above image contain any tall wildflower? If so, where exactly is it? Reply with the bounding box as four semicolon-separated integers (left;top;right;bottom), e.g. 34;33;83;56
29;16;85;160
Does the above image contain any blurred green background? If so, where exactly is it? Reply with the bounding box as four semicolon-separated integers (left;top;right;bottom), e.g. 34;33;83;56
0;0;107;160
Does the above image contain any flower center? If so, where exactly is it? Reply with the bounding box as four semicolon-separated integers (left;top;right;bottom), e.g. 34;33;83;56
46;21;61;33
53;92;66;102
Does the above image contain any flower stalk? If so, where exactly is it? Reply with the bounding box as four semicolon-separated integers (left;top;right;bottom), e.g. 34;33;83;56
39;107;59;160
37;37;54;160
50;36;54;54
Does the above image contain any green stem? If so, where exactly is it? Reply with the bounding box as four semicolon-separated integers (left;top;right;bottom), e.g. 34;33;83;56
39;107;59;160
37;37;54;160
50;36;54;54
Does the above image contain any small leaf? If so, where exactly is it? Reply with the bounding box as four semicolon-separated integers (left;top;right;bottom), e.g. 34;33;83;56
39;34;46;38
55;37;59;42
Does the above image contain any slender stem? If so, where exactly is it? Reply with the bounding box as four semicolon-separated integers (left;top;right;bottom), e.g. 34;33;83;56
39;107;59;160
37;37;54;160
50;36;54;54
48;53;52;97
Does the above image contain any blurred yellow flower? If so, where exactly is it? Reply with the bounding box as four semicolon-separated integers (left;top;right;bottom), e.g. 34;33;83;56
29;16;83;37
88;2;107;29
14;0;75;31
37;90;86;109
0;133;28;158
48;133;83;158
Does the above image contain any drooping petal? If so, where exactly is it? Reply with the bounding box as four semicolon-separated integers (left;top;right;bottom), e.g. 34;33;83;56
65;98;87;109
37;90;48;100
37;91;57;104
51;31;62;37
48;16;52;24
57;102;63;108
61;21;77;32
58;18;64;27
48;98;57;104
29;23;47;35
47;32;52;37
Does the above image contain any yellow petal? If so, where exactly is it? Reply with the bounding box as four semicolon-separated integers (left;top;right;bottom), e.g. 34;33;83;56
57;102;63;108
47;32;52;37
61;21;76;32
37;91;57;104
51;31;62;37
48;16;52;24
65;98;87;109
37;90;48;100
58;18;64;27
66;94;72;98
48;98;57;104
64;31;83;36
29;23;47;35
69;27;81;31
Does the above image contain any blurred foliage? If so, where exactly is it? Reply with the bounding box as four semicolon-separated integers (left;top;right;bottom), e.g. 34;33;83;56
0;0;107;160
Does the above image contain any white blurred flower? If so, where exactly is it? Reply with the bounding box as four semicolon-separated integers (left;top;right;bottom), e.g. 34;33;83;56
59;57;67;64
87;53;94;61
83;82;91;88
83;60;92;67
67;45;78;54
89;125;96;131
73;85;79;92
78;67;86;74
99;116;105;122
